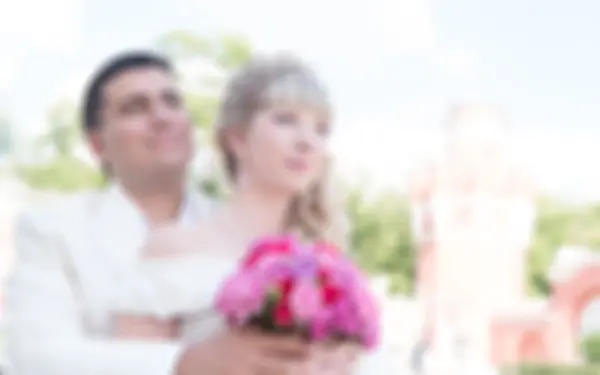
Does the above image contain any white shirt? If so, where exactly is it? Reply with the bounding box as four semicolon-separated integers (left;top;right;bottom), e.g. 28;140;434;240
3;184;213;375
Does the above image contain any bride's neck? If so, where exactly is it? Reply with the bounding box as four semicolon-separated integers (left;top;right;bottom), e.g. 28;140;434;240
227;186;291;239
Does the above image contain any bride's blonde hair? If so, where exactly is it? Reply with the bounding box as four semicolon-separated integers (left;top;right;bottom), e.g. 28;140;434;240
215;53;348;248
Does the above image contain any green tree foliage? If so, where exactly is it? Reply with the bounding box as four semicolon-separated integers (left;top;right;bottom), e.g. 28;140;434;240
16;155;104;192
15;99;103;191
581;332;600;364
157;30;253;133
346;190;600;297
527;198;600;296
158;31;253;71
346;188;416;294
501;363;600;374
40;99;80;157
527;197;575;295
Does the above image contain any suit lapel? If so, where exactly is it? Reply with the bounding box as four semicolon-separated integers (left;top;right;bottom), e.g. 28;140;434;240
91;185;148;269
63;186;149;332
91;183;213;266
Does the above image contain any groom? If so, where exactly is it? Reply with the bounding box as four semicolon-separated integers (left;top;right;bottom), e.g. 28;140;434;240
4;52;329;375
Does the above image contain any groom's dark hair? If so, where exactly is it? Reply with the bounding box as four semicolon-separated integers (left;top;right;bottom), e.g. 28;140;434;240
82;51;174;133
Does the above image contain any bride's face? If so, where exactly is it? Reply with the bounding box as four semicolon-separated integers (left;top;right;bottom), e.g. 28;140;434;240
233;104;330;195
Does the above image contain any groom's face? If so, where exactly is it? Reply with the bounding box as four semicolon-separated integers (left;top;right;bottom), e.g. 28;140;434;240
94;67;194;180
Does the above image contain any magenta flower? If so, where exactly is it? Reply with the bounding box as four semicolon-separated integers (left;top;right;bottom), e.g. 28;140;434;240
331;298;361;336
310;308;333;340
241;235;296;268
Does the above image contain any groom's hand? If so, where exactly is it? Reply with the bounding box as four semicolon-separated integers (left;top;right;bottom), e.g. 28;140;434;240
175;327;317;375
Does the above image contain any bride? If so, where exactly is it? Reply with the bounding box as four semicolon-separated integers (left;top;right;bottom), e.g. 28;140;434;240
109;53;362;374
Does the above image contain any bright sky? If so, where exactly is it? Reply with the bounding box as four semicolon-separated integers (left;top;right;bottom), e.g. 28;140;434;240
1;0;599;200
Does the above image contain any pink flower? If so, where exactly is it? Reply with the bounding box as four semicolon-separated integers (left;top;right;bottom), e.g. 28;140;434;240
289;280;322;322
214;234;381;350
331;298;361;336
214;270;266;324
241;235;295;268
353;282;381;350
310;308;333;341
362;324;380;350
355;281;378;319
255;254;292;284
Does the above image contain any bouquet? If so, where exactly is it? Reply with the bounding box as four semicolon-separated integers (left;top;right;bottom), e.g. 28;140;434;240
214;235;380;350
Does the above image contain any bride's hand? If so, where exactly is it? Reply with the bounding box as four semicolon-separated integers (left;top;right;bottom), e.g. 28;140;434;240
176;327;317;375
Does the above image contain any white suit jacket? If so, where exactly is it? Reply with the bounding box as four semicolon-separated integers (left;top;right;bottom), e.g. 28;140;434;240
4;184;213;375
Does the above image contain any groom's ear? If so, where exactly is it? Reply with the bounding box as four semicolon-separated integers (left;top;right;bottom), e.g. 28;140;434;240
223;125;246;157
86;130;107;165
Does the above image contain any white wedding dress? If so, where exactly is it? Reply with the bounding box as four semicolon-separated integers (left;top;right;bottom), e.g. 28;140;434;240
112;251;395;374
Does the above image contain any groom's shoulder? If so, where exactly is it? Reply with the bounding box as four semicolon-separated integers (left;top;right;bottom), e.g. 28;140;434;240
16;189;105;232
